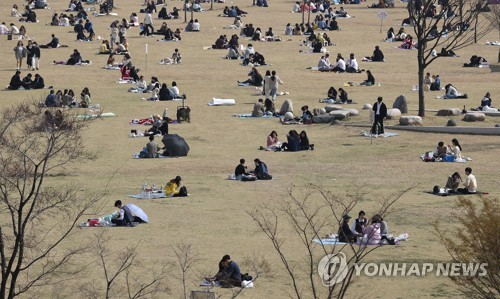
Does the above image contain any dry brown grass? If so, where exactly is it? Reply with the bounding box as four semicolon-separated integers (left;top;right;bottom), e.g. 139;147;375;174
0;0;499;298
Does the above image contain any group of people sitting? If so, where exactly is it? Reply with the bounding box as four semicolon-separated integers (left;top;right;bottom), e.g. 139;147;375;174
338;211;396;245
317;53;362;73
8;70;46;90
156;22;182;40
423;73;441;91
320;86;349;104
425;139;465;162
434;167;478;195
44;87;92;108
385;27;409;42
234;158;272;181
221;5;247;17
263;129;314;152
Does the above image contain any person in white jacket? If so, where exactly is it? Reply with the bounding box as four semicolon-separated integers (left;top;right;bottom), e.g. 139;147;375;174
143;12;154;36
346;53;359;73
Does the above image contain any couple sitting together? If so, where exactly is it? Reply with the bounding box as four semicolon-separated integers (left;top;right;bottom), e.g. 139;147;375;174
234;158;272;181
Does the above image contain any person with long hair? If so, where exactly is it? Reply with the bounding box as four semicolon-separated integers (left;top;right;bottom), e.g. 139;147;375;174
447;138;462;159
299;130;311;150
445;172;462;193
266;130;281;150
13;41;27;70
280;130;300;152
252;159;271;180
268;71;284;101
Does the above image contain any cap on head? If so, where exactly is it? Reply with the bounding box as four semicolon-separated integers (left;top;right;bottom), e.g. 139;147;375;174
342;214;351;220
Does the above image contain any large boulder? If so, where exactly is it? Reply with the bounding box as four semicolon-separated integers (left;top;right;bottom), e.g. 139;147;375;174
313;108;327;116
386;108;402;119
324;104;344;113
446;119;457;127
463;112;486;122
392;95;408;114
363;104;372;110
329;110;351;120
399;115;423;126
437;108;461;116
342;108;359;116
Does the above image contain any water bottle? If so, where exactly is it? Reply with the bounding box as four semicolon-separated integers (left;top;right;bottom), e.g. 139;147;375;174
143;181;147;191
152;183;156;191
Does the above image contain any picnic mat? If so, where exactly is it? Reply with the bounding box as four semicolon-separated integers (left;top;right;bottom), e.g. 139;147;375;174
232;113;276;118
208;98;236;106
132;154;178;159
129;192;167;199
419;154;469;162
76;112;116;120
313;239;349;245
359;131;398;138
426;190;489;197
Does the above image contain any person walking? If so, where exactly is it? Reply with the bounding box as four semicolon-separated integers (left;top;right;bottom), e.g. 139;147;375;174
13;41;27;70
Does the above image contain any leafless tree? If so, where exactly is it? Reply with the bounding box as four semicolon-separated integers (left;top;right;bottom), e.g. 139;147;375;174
0;101;102;298
172;242;199;299
483;4;500;62
406;0;493;116
435;196;499;299
91;232;168;299
248;185;408;299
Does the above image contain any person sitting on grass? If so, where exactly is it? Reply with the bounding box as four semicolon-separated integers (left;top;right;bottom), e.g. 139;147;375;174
363;45;384;62
234;158;253;180
360;70;375;86
53;49;83;65
238;67;263;86
445;172;462;193
266;130;281;151
210;255;242;288
251;99;265;117
280;130;300;152
111;200;135;226
338;214;358;243
442;84;467;99
434;141;448;159
165;176;188;197
252;158;271;180
457;167;477;194
299;130;313;150
145;135;160;158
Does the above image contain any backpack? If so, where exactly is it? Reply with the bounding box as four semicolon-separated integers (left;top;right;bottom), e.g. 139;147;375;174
178;186;188;196
257;173;272;180
433;186;440;194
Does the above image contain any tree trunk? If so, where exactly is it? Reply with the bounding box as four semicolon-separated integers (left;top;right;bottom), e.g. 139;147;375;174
417;44;426;117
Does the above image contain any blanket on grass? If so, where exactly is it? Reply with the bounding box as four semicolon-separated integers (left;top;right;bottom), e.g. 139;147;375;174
232;113;276;118
426;190;489;197
360;131;398;138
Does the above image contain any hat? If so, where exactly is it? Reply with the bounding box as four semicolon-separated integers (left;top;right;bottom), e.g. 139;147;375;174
342;214;351;220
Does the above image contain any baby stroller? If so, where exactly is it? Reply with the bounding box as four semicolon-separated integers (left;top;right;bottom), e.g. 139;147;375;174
176;94;191;123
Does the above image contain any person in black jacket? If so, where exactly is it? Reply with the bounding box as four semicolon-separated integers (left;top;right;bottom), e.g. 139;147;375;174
338;215;357;243
371;96;387;134
31;74;45;89
234;159;249;180
8;71;23;90
158;83;173;101
111;200;135;226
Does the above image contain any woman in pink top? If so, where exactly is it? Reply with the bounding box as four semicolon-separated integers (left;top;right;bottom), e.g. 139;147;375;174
266;130;281;151
362;215;382;245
